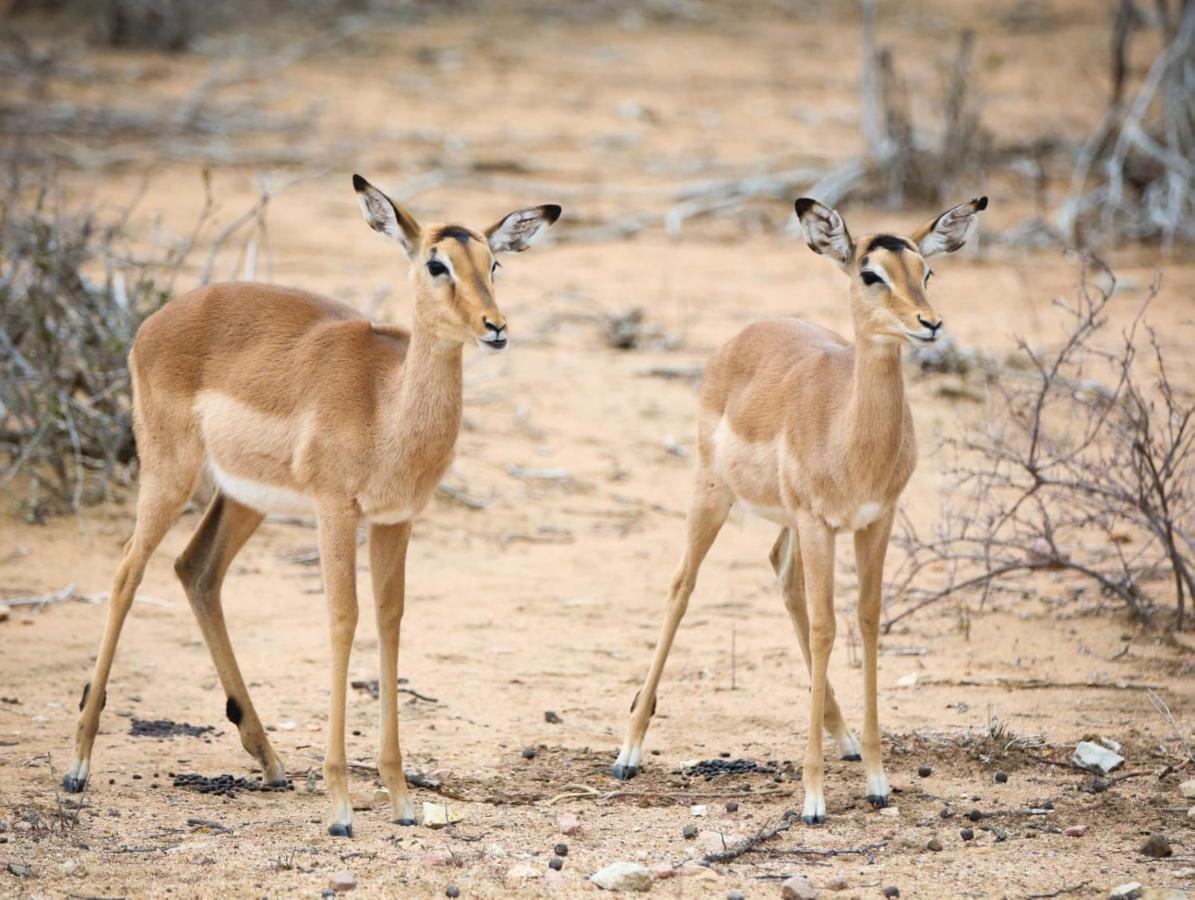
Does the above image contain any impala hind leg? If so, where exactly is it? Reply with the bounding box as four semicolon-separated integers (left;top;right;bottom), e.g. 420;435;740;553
369;521;417;826
64;466;198;792
174;493;286;785
794;510;837;824
769;528;860;761
613;474;732;780
854;509;896;808
316;499;360;837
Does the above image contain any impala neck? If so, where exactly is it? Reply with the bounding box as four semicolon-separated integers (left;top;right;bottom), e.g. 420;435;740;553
396;321;464;439
844;327;906;458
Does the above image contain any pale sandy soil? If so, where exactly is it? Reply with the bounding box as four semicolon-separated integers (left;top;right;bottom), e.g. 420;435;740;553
1;2;1194;898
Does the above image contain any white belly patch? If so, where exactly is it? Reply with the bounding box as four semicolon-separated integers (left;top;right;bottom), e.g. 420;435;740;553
209;462;313;515
849;502;883;530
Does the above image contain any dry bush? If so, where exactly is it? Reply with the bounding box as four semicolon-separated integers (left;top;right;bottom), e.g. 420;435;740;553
887;257;1194;632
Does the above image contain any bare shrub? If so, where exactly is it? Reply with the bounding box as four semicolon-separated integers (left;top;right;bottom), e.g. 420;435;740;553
887;257;1194;632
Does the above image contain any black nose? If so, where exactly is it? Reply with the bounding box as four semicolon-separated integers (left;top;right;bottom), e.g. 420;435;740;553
917;315;941;333
482;318;507;347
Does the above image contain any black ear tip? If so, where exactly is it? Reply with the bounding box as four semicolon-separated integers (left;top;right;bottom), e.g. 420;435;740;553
352;173;368;191
544;204;562;224
794;197;817;217
975;195;989;211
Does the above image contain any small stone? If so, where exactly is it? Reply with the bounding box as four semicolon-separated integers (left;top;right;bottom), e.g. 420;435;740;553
422;802;463;829
960;827;974;841
1109;884;1142;900
917;763;932;778
522;746;538;759
883;889;900;899
60;859;78;875
826;877;849;891
926;837;943;852
682;824;698;839
780;873;819;900
1179;779;1195;799
878;806;900;817
1064;825;1087;837
544;711;562;724
589;861;653;892
557;813;581;835
507;863;540;880
446;887;460;899
351;791;377;810
689;804;707;817
549;856;564;871
554;843;569;857
328;870;356;892
7;862;30;877
1140;833;1172;858
372;788;390;805
939;805;954;819
728;892;745;900
1072;740;1124;773
725;801;739;813
994;770;1008;784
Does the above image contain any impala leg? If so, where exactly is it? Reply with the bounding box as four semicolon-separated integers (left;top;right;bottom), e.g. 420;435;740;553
770;528;860;761
855;508;895;807
64;468;197;792
613;474;732;780
794;511;837;824
174;493;286;785
316;500;360;837
369;520;417;826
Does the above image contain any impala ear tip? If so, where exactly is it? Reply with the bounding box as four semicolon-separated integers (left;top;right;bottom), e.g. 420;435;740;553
352;173;368;192
794;197;817;218
975;195;989;211
543;203;562;224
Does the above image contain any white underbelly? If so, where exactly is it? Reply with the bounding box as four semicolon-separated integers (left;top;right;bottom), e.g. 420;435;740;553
209;462;314;515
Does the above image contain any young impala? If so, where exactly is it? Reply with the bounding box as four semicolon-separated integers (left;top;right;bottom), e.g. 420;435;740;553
62;175;561;838
612;195;988;823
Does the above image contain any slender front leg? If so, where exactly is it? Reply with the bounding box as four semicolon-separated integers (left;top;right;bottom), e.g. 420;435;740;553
794;510;837;824
854;508;895;807
316;499;361;837
613;472;732;779
369;520;417;826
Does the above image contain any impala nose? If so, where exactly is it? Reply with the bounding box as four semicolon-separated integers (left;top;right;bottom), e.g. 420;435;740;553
917;315;942;335
480;318;507;350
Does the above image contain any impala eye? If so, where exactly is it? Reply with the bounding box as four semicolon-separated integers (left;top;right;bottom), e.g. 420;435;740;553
426;260;449;277
861;271;882;287
925;270;934;285
491;260;500;276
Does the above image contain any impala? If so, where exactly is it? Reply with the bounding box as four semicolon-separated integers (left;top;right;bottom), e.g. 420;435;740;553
612;195;988;823
62;175;561;837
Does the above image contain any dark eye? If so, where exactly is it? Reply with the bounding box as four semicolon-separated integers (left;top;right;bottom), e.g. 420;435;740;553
491;261;500;276
426;260;449;277
925;270;934;284
861;271;882;287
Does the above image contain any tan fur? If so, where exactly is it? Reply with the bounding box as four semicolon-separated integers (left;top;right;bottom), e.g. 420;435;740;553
613;196;987;824
63;176;560;838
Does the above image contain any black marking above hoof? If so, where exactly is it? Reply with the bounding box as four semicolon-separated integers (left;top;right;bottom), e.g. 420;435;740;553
78;682;90;711
63;774;87;793
611;763;638;781
395;817;416;827
266;777;291;789
841;753;862;762
802;814;825;825
327;822;353;838
225;696;243;726
867;793;890;809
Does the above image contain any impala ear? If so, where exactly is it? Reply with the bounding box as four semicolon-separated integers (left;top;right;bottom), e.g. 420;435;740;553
913;196;988;257
794;197;854;268
353;174;421;257
485;204;562;253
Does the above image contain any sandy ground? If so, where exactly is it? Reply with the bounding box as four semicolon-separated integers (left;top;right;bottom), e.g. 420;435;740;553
2;2;1194;898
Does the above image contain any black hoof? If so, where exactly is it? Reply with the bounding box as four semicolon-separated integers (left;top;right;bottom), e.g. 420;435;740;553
395;817;416;827
611;763;638;781
841;753;862;762
802;814;825;825
266;778;290;788
327;822;353;838
62;774;87;793
867;794;890;809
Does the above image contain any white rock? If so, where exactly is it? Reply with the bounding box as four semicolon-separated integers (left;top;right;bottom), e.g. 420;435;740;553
1072;740;1124;773
506;863;540;880
781;873;819;900
589;861;654;892
878;806;900;817
1109;883;1142;900
689;804;707;817
1179;779;1195;799
896;673;919;687
421;802;463;828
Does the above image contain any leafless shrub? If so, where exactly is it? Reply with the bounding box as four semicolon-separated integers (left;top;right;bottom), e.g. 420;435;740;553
886;257;1194;632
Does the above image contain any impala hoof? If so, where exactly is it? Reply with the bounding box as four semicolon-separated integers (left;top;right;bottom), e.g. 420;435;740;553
328;822;353;838
62;774;87;793
611;762;638;781
841;753;862;762
395;817;416;827
867;793;890;808
801;814;825;825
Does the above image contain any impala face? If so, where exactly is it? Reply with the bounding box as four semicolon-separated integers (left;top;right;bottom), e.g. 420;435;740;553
354;174;560;350
795;195;988;345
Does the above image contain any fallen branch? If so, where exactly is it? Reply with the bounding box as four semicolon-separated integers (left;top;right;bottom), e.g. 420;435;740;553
701;816;796;864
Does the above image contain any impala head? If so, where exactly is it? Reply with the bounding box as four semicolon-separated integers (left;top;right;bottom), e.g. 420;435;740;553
795;195;988;346
353;174;561;351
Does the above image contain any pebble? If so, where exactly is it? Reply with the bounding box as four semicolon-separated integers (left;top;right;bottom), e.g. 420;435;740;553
725;801;739;813
728;892;745;900
826;876;849;891
994;770;1008;784
960;827;975;841
1109;884;1142;900
1063;825;1087;837
549;856;564;871
589;861;654;892
554;843;569;857
1140;834;1172;858
7;862;30;877
422;803;464;828
1180;779;1195;799
1071;740;1124;773
544;711;562;724
690;804;707;817
328;870;357;892
780;873;819;900
926;837;943;852
446;887;460;899
507;863;540;880
939;805;954;819
917;763;932;778
682;824;698;839
878;806;900;817
557;813;581;835
883;888;900;899
521;746;538;760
